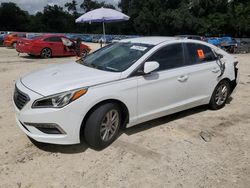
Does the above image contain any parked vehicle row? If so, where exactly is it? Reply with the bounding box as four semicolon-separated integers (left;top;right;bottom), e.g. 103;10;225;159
207;37;238;53
1;32;91;58
66;34;140;44
179;35;250;54
2;31;248;59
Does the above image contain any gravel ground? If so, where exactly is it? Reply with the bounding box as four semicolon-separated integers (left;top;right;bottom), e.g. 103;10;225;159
0;45;250;188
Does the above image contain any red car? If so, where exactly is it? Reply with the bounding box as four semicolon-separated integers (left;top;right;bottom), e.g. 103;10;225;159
16;34;91;58
4;32;27;48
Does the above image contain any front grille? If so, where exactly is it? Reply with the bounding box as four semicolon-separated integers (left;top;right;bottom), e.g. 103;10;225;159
13;86;30;110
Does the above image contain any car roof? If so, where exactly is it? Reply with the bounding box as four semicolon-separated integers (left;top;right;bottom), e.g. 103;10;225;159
120;37;178;45
177;35;202;37
42;34;65;38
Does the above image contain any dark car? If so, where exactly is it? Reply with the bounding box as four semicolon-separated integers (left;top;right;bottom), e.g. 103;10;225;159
66;34;93;43
177;35;205;41
207;36;238;53
0;32;6;45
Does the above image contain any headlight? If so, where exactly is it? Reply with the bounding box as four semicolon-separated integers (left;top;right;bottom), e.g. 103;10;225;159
32;88;88;108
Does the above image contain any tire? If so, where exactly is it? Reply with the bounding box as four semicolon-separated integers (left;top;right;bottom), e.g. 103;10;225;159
40;48;52;58
12;42;17;49
84;103;121;150
209;80;231;110
81;49;88;58
28;136;42;146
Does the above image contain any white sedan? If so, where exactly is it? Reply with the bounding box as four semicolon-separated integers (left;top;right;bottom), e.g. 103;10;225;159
13;37;239;149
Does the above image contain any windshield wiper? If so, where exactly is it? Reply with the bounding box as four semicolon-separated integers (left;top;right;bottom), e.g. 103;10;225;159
79;61;118;72
106;67;119;72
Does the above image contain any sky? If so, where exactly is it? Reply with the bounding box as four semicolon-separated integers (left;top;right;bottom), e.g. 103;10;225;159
0;0;120;14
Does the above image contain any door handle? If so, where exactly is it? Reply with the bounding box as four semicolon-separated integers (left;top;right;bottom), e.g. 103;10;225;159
177;75;188;82
212;67;220;73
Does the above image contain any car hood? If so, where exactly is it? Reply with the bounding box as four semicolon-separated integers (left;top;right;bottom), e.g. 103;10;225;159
21;62;121;96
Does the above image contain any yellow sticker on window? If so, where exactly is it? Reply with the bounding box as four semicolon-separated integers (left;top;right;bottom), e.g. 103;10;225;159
197;49;205;59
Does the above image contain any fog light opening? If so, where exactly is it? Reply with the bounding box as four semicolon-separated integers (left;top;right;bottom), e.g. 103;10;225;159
24;122;66;135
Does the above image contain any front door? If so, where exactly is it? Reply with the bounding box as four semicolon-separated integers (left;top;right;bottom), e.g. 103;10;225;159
45;36;64;56
137;43;190;123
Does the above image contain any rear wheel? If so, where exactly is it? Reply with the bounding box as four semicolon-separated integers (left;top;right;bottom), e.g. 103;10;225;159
40;48;52;58
209;80;231;110
12;42;17;49
84;103;121;150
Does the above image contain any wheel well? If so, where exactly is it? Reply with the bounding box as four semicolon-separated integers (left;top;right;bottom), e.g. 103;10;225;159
220;78;236;93
80;99;129;140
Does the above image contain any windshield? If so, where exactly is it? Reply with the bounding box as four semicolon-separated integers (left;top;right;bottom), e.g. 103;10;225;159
79;42;154;72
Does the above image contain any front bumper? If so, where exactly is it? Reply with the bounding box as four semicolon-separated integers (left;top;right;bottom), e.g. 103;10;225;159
14;80;84;145
230;67;239;95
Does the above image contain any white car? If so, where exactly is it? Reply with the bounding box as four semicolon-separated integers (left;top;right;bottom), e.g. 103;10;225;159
13;37;239;149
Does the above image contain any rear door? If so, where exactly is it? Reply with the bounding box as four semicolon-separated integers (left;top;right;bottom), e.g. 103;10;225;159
44;36;64;56
182;42;220;104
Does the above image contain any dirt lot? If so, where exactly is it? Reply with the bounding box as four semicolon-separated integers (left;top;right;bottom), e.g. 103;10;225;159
0;45;250;188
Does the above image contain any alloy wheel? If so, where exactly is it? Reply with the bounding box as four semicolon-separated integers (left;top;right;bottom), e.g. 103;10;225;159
100;109;119;142
41;48;51;58
215;84;228;106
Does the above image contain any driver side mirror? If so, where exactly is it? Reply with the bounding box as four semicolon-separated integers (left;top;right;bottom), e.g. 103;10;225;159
143;61;159;74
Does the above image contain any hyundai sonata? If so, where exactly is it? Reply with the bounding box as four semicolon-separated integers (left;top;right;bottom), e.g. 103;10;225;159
13;37;239;149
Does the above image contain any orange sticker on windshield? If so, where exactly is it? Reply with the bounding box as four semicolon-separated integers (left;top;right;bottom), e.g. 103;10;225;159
197;49;205;59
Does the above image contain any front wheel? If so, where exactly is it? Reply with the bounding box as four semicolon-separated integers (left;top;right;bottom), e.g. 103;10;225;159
209;80;231;110
84;103;121;150
81;49;88;58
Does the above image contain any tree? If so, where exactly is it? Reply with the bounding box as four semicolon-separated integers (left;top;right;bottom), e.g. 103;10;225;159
41;5;75;32
80;0;115;12
65;0;78;18
0;2;30;31
0;1;250;36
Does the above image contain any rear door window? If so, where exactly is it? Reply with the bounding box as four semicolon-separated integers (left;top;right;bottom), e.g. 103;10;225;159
44;37;62;42
185;43;217;65
18;33;26;38
147;43;185;71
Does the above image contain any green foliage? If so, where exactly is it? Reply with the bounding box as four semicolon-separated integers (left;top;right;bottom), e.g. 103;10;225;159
65;0;78;18
0;0;249;36
0;2;30;31
41;5;75;32
80;0;115;12
119;0;250;36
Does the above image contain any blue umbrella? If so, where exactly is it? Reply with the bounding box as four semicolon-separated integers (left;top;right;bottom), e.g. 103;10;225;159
76;7;130;42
